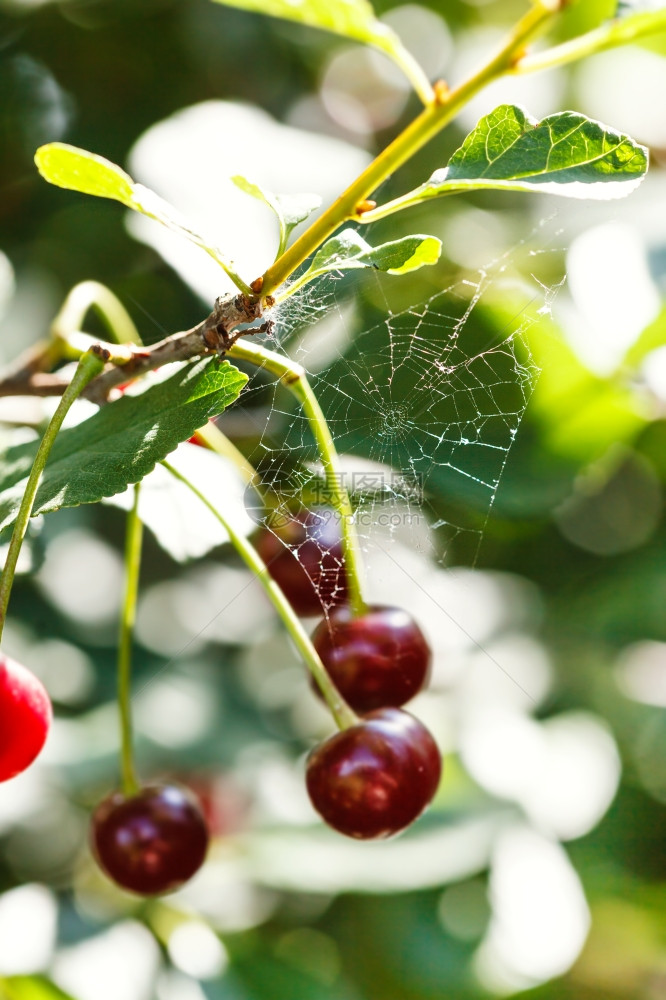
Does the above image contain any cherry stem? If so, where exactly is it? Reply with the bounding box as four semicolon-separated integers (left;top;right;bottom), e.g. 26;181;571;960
229;340;367;618
161;459;359;731
51;281;142;346
117;482;143;797
0;347;106;644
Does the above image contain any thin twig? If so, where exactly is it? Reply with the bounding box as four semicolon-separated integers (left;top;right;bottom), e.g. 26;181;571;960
0;292;265;405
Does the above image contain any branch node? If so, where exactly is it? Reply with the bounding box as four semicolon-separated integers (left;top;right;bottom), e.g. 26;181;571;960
433;80;450;104
90;344;111;362
355;199;377;216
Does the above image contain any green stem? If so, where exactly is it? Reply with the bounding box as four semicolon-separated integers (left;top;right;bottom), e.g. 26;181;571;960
51;281;141;345
290;376;366;617
161;460;358;731
58;330;136;366
201;247;254;298
229;340;366;617
353;187;453;225
258;0;562;298
513;8;666;75
0;347;106;643
117;483;143;796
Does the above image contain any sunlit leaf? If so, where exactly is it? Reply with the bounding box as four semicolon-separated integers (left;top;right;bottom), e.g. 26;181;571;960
34;144;136;206
376;106;648;218
35;144;242;281
0;360;247;537
287;229;441;296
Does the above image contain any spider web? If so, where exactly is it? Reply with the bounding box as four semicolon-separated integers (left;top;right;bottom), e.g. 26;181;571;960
222;229;561;614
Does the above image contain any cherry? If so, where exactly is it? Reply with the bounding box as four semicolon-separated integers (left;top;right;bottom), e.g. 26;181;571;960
312;605;431;712
0;654;52;782
305;708;441;839
90;784;209;896
255;508;348;615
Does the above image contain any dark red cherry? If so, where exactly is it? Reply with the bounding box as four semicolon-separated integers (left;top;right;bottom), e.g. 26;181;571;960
0;655;52;782
255;508;348;615
90;784;209;896
306;708;441;839
312;605;431;712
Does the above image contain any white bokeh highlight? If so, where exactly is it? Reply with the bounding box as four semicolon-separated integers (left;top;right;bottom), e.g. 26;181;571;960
560;222;660;375
0;884;57;974
616;641;666;708
53;921;161;1000
460;709;621;841
577;46;666;150
104;439;254;563
475;826;591;992
37;529;124;626
167;921;229;980
127;101;371;302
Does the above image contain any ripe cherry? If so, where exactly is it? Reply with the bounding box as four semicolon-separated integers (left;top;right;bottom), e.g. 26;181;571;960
255;508;348;615
90;784;209;896
306;708;441;839
0;654;52;782
312;605;431;712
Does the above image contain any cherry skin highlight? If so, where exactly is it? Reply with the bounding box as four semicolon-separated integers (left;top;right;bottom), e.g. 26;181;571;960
256;508;348;615
90;784;209;896
0;654;52;782
305;708;441;839
312;605;431;712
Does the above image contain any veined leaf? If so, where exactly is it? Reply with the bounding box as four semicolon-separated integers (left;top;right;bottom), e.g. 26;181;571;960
208;0;433;103
368;106;648;220
284;229;441;297
438;106;648;197
232;175;321;256
35;144;244;285
0;360;247;538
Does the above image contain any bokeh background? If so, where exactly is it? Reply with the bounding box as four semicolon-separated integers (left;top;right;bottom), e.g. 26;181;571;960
1;1;666;998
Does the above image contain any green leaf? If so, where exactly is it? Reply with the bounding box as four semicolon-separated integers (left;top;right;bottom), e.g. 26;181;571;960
35;144;246;287
440;106;648;196
380;106;648;216
232;175;321;256
0;976;77;1000
0;360;247;537
34;144;136;207
210;0;391;46
287;229;440;296
208;0;433;103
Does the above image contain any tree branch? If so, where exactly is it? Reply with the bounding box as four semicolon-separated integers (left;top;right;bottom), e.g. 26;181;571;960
0;292;265;406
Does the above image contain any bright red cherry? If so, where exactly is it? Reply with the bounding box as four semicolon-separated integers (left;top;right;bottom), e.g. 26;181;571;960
255;508;348;615
305;708;441;839
90;785;209;896
0;654;52;782
312;605;431;712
